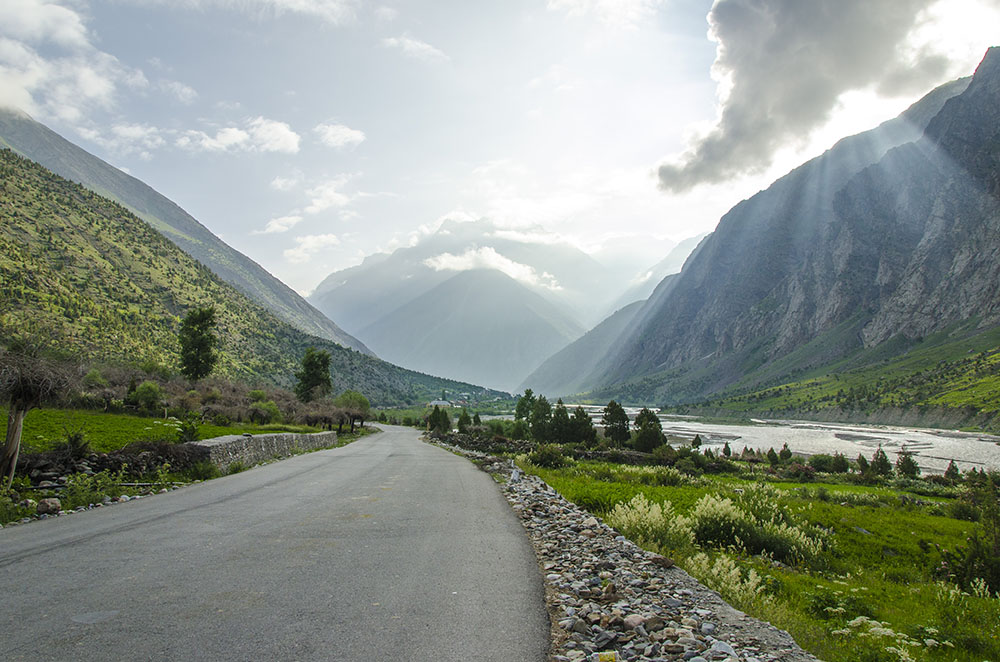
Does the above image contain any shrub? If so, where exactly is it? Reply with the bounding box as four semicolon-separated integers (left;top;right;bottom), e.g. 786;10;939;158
606;493;694;554
131;381;164;412
684;552;771;611
528;444;568;469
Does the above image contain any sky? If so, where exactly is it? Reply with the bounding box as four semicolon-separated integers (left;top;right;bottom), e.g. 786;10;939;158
1;0;998;295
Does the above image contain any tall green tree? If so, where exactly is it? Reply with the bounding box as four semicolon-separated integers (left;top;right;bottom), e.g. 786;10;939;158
178;306;218;381
295;346;332;402
896;449;920;478
549;399;572;444
570;406;597;446
457;408;472;433
515;389;535;421
428;405;451;433
601;400;629;445
871;446;893;477
634;407;660;431
530;395;552;442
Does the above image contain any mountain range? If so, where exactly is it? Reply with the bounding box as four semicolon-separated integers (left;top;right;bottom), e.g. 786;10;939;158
308;218;701;390
0;108;370;355
529;48;1000;411
0;148;500;405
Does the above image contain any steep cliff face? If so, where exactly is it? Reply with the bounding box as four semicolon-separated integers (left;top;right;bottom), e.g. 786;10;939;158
581;51;999;404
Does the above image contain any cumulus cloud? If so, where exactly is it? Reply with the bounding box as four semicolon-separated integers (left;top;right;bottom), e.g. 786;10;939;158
546;0;665;28
305;176;352;214
284;233;340;263
314;121;365;149
0;0;89;48
424;246;562;291
175;116;300;153
657;0;957;192
0;1;146;122
254;214;303;234
247;116;300;152
381;34;448;62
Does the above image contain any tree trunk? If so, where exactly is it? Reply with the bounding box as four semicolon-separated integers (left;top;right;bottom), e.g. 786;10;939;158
2;405;27;490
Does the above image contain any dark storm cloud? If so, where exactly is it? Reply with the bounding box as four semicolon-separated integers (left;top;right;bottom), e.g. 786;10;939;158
658;0;946;192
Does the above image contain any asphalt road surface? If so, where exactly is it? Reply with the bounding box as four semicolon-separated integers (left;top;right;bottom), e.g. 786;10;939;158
2;425;549;661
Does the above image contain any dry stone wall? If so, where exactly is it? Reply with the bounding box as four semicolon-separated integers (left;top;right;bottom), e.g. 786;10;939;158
190;431;338;470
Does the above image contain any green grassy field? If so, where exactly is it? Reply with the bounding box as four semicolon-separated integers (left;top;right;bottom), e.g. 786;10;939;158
520;459;999;662
2;407;320;454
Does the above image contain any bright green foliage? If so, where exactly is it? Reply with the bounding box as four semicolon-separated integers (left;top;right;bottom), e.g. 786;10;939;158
131;381;164;412
294;347;332;402
601;400;629;445
178;306;218;381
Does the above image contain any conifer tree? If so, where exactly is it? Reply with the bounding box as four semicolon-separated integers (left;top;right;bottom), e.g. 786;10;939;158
178;306;218;381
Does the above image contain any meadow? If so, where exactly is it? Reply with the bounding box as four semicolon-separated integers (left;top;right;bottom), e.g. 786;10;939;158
519;458;1000;662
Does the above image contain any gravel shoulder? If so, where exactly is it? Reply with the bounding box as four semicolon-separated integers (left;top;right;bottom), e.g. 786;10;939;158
428;437;822;662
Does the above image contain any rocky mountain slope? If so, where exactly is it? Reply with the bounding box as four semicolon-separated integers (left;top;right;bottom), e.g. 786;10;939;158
0;149;499;405
360;269;584;392
0;108;370;355
538;54;993;404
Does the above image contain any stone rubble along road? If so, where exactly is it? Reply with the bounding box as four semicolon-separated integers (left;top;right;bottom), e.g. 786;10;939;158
429;438;821;662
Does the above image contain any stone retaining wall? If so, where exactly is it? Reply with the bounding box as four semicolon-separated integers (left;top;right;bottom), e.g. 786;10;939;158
189;431;338;470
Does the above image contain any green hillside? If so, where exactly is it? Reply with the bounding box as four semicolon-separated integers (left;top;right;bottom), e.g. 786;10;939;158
677;325;1000;430
0;149;498;405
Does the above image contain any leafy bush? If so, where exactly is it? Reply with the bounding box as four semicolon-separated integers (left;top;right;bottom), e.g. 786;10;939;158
606;493;694;554
684;552;772;611
528;444;568;469
131;381;164;411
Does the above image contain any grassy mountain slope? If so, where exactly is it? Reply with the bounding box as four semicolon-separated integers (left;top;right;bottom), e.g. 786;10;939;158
0;108;370;355
0;149;499;405
686;324;1000;431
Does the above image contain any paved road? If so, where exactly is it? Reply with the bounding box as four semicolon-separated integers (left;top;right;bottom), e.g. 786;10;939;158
1;425;549;661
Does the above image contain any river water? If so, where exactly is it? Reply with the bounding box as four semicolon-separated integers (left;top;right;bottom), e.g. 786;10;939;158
574;406;1000;474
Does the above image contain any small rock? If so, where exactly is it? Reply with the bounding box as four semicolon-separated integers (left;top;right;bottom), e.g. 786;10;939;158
36;498;61;515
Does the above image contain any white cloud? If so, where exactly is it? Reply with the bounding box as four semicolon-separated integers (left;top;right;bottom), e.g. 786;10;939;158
254;214;303;234
174;116;300;153
381;34;448;62
423;246;562;291
247;116;300;152
656;0;988;192
0;0;90;49
177;126;249;151
160;79;198;104
314;121;365;149
284;233;340;263
305;176;351;214
546;0;665;29
270;174;300;191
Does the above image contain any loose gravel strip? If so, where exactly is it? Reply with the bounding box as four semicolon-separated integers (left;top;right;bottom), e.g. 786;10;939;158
431;440;821;662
